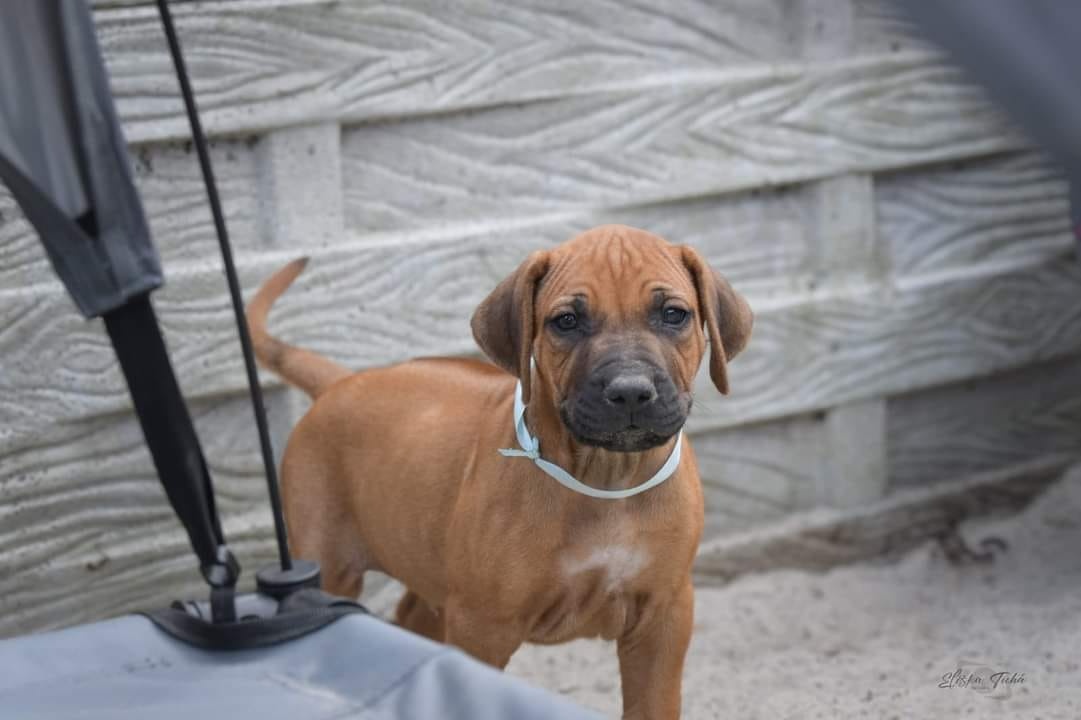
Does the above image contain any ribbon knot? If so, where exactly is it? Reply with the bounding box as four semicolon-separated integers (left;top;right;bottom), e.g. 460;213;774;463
498;447;540;460
497;379;682;500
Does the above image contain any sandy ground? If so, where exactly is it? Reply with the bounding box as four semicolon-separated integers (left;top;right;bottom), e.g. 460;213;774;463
505;465;1081;719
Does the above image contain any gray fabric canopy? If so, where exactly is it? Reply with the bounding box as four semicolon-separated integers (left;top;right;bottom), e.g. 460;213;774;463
900;1;1081;236
0;0;160;317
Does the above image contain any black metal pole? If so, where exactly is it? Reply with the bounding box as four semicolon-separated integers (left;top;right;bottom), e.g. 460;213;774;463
156;0;292;571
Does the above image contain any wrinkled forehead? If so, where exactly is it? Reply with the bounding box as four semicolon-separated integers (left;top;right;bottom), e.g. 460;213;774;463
536;227;696;314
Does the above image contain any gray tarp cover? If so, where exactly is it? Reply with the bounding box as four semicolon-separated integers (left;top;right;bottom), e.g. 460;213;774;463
0;613;601;719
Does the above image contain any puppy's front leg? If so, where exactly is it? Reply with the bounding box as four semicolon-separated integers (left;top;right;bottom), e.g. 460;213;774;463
395;589;445;642
443;596;525;670
617;582;694;720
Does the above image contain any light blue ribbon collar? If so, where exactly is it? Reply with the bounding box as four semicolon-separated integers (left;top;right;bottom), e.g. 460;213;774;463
498;380;682;499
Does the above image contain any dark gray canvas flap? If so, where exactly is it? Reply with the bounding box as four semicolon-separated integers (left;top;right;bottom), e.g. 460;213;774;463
0;0;161;317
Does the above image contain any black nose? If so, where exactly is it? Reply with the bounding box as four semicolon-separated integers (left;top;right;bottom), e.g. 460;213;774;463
603;374;658;411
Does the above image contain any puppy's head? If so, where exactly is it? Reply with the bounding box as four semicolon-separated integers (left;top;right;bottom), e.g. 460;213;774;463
471;225;752;452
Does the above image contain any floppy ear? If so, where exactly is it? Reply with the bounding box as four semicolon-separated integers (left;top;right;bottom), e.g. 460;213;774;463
471;251;550;404
680;246;754;395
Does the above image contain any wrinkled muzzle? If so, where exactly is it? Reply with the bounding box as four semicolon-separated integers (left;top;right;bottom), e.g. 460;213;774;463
560;358;690;452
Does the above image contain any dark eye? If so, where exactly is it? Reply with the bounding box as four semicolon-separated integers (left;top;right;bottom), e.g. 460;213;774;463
554;313;578;331
662;307;688;326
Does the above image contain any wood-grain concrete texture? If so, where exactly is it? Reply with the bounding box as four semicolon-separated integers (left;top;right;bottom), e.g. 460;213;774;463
2;0;1079;636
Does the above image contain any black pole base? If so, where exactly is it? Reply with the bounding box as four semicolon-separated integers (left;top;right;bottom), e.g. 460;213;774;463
256;559;321;599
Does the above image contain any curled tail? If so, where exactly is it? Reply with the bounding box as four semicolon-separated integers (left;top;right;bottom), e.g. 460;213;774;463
246;258;351;398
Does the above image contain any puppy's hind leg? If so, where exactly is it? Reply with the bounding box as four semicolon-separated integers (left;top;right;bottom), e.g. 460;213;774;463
288;498;370;600
287;510;368;599
280;440;368;600
318;545;367;600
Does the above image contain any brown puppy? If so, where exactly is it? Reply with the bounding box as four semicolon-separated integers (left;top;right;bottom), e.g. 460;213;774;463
246;225;752;719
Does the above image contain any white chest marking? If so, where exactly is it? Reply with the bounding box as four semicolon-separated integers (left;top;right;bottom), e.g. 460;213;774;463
561;544;649;593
